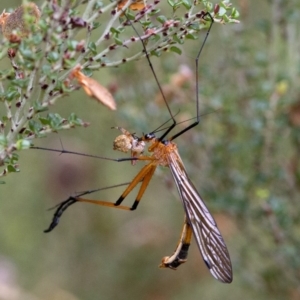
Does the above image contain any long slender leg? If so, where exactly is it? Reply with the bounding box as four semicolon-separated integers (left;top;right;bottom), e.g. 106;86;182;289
127;164;156;210
114;162;156;208
159;215;192;269
45;162;157;232
170;12;214;141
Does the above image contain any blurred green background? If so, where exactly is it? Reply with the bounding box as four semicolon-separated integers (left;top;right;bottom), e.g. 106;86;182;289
1;0;300;299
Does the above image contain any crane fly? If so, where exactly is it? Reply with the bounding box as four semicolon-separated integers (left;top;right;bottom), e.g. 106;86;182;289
34;10;233;283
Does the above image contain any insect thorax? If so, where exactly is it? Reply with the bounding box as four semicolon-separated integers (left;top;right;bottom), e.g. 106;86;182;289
151;139;177;167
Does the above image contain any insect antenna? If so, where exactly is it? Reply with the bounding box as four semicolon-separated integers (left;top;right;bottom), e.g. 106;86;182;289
147;110;181;135
154;109;222;135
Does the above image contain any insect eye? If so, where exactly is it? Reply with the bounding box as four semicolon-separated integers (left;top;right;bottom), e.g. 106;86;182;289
145;133;155;140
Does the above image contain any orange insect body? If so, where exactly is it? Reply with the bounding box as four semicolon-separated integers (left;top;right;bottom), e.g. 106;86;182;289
148;139;177;167
113;127;178;168
70;66;117;111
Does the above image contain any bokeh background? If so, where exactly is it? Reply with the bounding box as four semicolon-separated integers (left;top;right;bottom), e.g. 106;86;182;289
1;0;300;299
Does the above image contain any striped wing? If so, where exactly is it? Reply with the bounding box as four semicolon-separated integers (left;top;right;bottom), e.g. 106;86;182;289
168;151;232;283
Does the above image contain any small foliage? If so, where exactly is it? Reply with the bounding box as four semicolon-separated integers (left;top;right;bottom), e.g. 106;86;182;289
0;0;238;177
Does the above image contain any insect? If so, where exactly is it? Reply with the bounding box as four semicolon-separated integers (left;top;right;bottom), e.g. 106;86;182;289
69;65;117;110
34;10;232;283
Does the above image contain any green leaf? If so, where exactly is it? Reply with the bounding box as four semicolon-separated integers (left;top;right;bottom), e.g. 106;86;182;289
0;135;7;149
12;78;30;89
110;27;124;34
140;20;151;27
29;120;43;133
114;36;123;46
173;34;184;45
186;33;198;40
81;69;93;77
6;87;20;101
16;139;31;150
125;11;135;20
47;51;60;62
231;8;240;19
150;49;162;57
42;64;52;75
7;165;19;173
39;19;49;31
19;45;35;61
0;69;14;81
223;14;230;22
33;101;48;113
220;1;229;9
63;58;76;69
170;46;182;55
47;113;65;130
91;22;101;30
182;0;192;9
68;113;85;126
39;117;50;125
88;42;97;55
167;0;175;8
148;9;160;16
67;40;79;51
173;3;181;10
157;15;168;24
149;33;160;43
32;33;43;45
204;2;213;11
188;23;200;31
218;6;227;17
94;1;104;9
